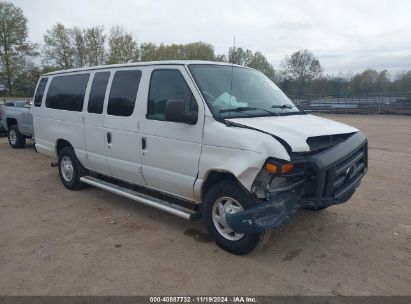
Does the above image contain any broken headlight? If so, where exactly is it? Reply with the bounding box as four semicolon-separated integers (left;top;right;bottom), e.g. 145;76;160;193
252;158;305;199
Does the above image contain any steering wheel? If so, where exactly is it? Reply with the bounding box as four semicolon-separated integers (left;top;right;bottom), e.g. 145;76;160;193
203;90;216;102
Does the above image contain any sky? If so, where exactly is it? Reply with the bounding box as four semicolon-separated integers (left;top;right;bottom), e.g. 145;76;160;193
10;0;411;76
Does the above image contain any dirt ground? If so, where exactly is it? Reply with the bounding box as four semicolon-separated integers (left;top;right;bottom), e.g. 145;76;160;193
0;114;410;296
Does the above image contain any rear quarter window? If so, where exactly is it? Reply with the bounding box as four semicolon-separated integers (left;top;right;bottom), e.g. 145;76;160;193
45;74;90;111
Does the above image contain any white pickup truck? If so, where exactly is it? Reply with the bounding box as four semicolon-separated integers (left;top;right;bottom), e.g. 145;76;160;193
1;100;34;148
32;61;368;255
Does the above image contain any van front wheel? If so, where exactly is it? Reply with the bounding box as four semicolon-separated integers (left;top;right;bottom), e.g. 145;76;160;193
203;180;270;255
58;146;87;190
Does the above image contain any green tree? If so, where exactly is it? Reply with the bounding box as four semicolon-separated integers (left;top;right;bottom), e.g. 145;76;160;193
43;23;75;70
325;74;350;96
227;47;276;82
0;1;35;95
13;58;41;96
377;69;391;92
394;71;411;93
281;49;323;82
248;51;276;81
107;26;138;64
156;43;180;60
138;41;216;62
280;49;323;95
350;69;379;94
214;54;227;62
228;47;253;65
183;42;215;60
84;26;105;66
72;27;87;67
139;42;158;61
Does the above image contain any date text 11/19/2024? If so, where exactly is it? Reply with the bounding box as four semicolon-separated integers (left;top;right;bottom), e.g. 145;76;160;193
149;296;257;303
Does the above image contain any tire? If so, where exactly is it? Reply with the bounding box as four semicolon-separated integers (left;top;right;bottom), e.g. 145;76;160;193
203;179;270;255
8;125;26;148
57;146;87;190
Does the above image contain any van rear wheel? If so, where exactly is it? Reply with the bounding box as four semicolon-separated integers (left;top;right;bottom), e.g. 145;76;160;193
203;180;270;255
58;146;87;190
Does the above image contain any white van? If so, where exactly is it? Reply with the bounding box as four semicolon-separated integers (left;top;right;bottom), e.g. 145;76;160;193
33;61;368;254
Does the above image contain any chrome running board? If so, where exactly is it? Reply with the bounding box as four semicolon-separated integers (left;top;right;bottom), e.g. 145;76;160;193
80;176;199;221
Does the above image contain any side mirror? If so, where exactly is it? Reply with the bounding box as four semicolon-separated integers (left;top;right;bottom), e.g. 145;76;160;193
165;100;198;125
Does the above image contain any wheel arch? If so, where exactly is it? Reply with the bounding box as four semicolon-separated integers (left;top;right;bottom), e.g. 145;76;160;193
200;170;249;202
56;139;73;156
6;118;17;129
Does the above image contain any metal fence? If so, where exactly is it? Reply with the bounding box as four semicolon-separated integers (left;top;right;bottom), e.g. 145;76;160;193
291;93;411;115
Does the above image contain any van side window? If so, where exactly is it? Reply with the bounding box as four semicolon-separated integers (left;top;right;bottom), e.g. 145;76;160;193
107;70;142;117
88;72;110;114
147;70;197;120
34;78;48;107
45;74;90;111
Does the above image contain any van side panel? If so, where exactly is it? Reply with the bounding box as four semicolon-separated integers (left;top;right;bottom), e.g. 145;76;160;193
35;115;86;162
82;71;113;176
193;116;290;199
34;72;90;164
103;68;146;186
138;66;205;201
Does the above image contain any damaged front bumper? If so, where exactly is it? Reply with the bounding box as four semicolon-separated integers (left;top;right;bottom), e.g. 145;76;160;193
226;192;302;234
226;131;368;234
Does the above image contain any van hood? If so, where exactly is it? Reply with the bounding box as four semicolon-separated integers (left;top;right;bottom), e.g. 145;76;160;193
227;114;358;152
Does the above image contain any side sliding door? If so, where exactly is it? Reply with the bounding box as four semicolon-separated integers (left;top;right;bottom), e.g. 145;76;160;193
103;69;146;186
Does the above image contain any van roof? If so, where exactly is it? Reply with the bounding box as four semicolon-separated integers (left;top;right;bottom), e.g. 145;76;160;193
43;60;247;76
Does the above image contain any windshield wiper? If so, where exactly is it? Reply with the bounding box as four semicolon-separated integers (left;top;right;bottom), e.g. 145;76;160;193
270;104;295;109
219;107;279;116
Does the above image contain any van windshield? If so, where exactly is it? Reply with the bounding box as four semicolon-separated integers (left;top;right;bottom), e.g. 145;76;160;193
188;64;302;119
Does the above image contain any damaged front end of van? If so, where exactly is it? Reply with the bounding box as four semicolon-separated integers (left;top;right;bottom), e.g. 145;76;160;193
225;131;368;234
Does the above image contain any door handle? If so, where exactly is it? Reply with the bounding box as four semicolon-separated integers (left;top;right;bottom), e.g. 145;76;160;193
107;132;112;144
142;137;146;150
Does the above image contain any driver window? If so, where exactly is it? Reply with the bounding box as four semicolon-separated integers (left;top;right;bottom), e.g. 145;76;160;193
147;69;197;121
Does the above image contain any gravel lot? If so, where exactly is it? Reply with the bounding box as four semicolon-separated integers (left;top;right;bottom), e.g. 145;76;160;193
0;114;410;296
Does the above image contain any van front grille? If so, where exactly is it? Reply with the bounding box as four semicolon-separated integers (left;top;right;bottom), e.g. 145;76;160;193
322;142;367;200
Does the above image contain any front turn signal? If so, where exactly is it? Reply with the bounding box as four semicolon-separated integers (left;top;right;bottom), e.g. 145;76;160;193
265;163;278;174
265;162;294;175
281;163;294;174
